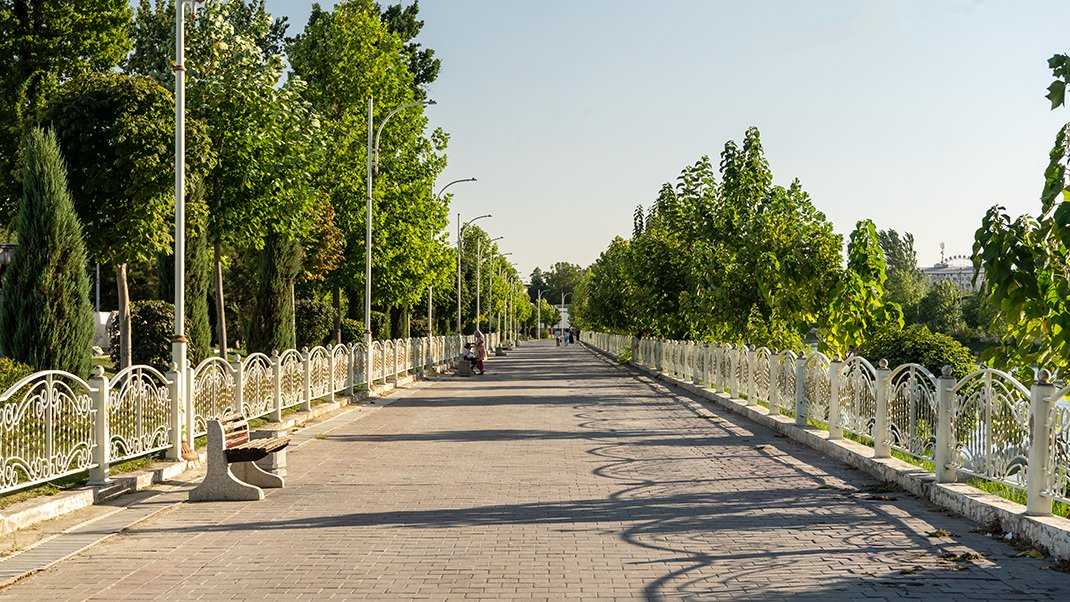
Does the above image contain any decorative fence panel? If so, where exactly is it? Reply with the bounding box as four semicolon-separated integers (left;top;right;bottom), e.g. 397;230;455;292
0;372;96;492
580;332;1070;517
0;335;468;495
886;364;938;465
108;366;172;462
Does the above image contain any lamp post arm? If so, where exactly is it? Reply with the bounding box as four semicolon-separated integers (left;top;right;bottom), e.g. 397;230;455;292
374;99;436;174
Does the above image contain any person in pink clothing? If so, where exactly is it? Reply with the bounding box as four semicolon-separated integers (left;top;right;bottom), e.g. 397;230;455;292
473;330;487;374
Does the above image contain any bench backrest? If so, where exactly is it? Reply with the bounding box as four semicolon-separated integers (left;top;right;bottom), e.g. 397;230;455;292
219;413;250;449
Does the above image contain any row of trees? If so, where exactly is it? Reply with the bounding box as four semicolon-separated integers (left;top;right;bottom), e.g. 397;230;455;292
573;49;1070;377
570;127;902;358
0;0;527;378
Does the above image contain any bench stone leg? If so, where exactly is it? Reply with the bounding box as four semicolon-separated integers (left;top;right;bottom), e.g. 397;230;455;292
232;460;284;488
188;420;264;502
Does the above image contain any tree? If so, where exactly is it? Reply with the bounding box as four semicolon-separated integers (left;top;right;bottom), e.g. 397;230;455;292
288;0;448;340
0;0;132;220
125;0;323;359
917;281;964;335
39;72;213;368
570;237;637;334
248;232;302;354
971;53;1070;371
0;127;93;377
377;1;440;99
878;229;927;321
818;220;903;356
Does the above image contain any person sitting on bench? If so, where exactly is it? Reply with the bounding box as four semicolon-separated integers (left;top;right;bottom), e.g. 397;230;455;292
462;343;480;373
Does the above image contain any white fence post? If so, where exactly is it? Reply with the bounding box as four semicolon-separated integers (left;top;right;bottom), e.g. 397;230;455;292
300;348;312;412
1027;370;1055;516
874;359;891;458
167;363;182;461
271;350;283;422
828;355;843;440
769;349;780;416
89;367;110;484
795;351;808;427
232;353;244;416
746;346;757;406
934;366;957;483
347;343;356;397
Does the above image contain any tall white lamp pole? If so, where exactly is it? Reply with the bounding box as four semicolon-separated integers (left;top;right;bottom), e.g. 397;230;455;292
365;97;434;384
456;214;490;337
429;178;475;337
477;236;502;333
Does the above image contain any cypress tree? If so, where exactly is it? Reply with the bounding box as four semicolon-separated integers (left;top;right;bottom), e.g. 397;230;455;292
248;232;302;354
0;128;94;377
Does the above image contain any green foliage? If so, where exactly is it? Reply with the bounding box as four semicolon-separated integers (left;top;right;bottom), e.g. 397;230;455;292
288;0;449;316
340;318;364;344
0;127;94;378
0;358;34;395
0;0;132;219
295;298;334;348
971;55;1070;372
110;300;187;373
248;234;302;354
917;281;965;335
371;310;390;341
879;229;928;319
575;127;844;349
859;325;977;380
39;72;212;266
819;220;904;356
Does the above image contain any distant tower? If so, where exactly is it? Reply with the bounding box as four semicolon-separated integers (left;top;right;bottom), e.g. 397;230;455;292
940;242;945;264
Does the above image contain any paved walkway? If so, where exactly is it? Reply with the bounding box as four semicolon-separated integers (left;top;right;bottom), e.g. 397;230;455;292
1;340;1068;601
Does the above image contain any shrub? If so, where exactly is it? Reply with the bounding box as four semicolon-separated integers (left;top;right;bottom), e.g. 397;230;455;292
409;318;429;338
859;325;977;379
295;299;335;348
340;318;364;345
110;300;188;373
0;358;34;395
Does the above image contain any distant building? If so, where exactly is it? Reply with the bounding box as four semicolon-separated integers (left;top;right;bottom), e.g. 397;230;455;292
921;253;982;291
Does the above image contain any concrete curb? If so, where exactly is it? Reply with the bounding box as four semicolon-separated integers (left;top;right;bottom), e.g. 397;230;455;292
0;365;457;539
582;342;1070;560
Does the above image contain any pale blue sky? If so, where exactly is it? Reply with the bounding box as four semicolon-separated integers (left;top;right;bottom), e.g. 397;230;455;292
263;0;1070;280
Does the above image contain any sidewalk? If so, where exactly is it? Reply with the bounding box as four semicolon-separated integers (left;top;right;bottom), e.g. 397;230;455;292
1;339;1068;600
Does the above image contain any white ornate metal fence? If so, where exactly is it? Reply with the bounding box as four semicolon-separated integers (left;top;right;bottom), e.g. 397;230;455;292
0;333;487;496
582;331;1070;517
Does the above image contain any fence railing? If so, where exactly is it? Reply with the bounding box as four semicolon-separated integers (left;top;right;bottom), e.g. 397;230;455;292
0;333;497;496
582;331;1070;517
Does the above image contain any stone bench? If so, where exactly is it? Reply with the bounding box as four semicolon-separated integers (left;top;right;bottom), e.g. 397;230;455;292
189;413;290;502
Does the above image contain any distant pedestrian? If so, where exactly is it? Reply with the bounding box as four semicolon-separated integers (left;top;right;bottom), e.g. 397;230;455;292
475;329;487;372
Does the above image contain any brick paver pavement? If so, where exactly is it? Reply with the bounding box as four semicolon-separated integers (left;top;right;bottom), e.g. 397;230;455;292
2;339;1069;601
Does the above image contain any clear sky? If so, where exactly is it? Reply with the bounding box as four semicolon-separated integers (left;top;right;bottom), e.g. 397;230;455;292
263;0;1070;282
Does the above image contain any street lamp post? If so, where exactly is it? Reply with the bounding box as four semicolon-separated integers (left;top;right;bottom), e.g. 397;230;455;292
457;214;491;338
477;236;502;333
535;289;543;339
560;291;573;342
490;254;511;353
430;178;476;337
365;96;435;385
171;0;197;461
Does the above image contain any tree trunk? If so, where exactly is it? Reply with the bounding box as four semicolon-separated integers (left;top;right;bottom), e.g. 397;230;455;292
333;286;341;345
213;242;228;359
116;263;132;370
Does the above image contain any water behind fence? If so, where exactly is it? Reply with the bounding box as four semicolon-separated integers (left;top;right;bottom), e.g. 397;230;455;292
585;332;1070;518
0;334;496;495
